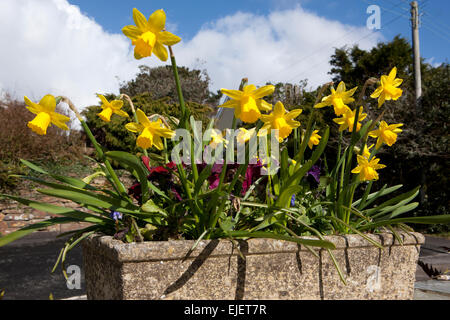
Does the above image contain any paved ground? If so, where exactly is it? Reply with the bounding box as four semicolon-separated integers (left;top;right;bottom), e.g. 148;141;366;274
0;232;448;300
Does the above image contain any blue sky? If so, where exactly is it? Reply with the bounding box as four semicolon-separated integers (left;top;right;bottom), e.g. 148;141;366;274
70;0;449;65
0;0;448;115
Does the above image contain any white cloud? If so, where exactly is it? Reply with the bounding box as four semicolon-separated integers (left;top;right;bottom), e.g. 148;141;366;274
0;0;383;125
175;6;384;92
0;0;144;117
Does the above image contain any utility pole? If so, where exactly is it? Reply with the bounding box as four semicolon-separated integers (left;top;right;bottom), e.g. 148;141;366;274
410;1;422;103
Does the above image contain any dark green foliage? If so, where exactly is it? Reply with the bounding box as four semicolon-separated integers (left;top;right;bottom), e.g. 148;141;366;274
328;36;449;232
120;65;222;106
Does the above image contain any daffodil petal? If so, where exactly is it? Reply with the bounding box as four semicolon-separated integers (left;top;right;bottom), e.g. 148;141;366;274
273;101;285;117
122;25;142;40
257;99;272;112
251;85;275;99
125;122;144;133
158;31;181;46
39;95;56;113
114;109;130;118
111;100;124;110
148;9;166;32
136;109;151;126
221;89;243;100
285;109;302;120
153;135;164;150
218;99;239;109
133;8;149;31
388;67;397;81
152;42;168;61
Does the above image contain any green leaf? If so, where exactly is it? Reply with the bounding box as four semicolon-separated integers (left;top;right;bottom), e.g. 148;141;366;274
105;151;151;203
353;184;403;209
0;217;80;247
19;159;99;191
36;188;138;213
359;214;450;231
0;194;111;224
227;230;336;250
141;199;168;216
365;186;420;217
194;164;212;196
276;185;302;208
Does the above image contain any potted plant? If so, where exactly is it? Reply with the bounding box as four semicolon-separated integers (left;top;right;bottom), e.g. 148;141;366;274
0;8;448;300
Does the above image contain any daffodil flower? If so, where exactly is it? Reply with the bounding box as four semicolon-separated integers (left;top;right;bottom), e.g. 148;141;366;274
236;127;256;144
97;94;129;122
333;106;367;132
24;95;70;135
369;121;403;149
370;67;403;107
351;155;386;181
122;8;181;61
258;101;302;142
209;130;228;149
308;130;321;149
219;84;274;123
125;109;175;150
362;144;374;159
314;82;358;116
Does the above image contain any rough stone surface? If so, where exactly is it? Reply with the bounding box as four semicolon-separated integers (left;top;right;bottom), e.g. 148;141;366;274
82;232;425;300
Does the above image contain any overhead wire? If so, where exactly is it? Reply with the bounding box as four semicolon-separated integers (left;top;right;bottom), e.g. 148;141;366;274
261;0;408;85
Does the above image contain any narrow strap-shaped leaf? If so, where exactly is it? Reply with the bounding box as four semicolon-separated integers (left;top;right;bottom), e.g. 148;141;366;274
327;216;383;249
276;185;302;208
365;186;420;217
194;164;213;196
20;159;99;191
227;230;336;249
36;188;138;213
0;194;111;224
0;217;80;247
358;214;450;231
354;184;403;209
105;151;150;203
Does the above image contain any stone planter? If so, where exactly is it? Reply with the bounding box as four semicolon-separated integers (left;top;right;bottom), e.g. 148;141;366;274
82;231;424;300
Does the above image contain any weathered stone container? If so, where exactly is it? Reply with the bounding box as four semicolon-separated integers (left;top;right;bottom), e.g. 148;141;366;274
82;231;424;300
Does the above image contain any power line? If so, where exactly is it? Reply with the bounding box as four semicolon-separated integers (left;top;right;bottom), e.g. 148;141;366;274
260;0;407;84
283;14;404;85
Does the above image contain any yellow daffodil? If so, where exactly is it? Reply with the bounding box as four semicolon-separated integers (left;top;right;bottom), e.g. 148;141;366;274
333;106;367;132
258;101;302;142
351;155;386;181
24;95;70;135
314;82;358;116
370;67;403;107
97;94;129;122
369;121;403;149
122;8;181;61
125;109;174;150
308;130;321;149
209;130;228;149
219;84;274;123
362;144;374;159
236;127;256;144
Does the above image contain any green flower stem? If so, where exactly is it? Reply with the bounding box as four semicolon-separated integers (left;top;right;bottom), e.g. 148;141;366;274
207;116;237;233
163;138;169;163
168;46;188;130
168;46;199;182
61;97;127;197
